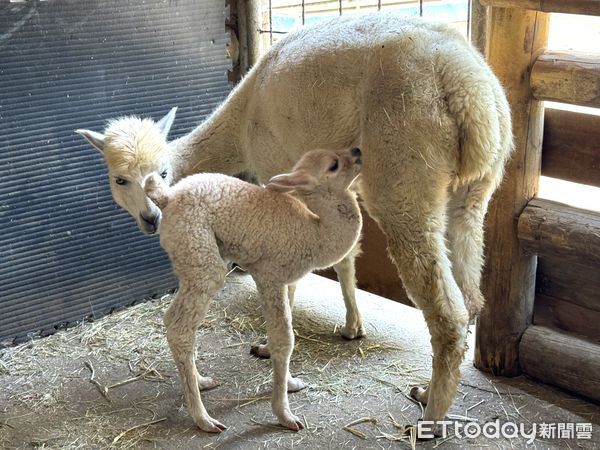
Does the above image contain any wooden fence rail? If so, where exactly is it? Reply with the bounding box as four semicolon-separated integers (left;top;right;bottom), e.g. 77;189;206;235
518;198;600;265
480;0;600;16
531;51;600;108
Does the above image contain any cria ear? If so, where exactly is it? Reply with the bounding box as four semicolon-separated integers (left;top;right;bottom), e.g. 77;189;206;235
75;129;105;153
156;107;178;138
266;172;316;193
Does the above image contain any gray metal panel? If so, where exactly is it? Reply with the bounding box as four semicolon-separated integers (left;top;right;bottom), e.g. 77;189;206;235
0;0;231;343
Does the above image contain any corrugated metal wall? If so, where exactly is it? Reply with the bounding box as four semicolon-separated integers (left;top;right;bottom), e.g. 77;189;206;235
0;0;231;344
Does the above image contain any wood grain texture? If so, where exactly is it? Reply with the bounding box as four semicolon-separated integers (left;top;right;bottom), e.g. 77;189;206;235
534;294;600;341
542;108;600;188
537;256;600;312
518;198;600;265
480;0;600;16
474;8;549;376
520;325;600;401
531;51;600;108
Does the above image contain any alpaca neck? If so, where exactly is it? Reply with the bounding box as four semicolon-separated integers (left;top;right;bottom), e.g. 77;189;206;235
301;189;362;253
170;75;255;181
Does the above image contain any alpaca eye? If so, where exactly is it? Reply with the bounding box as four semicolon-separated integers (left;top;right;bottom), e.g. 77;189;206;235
328;159;339;172
115;177;128;185
160;170;168;179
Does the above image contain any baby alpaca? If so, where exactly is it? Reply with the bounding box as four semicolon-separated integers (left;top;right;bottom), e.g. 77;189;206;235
145;147;363;432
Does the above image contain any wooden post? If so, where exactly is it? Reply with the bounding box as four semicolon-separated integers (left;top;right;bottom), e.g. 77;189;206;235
470;0;488;55
237;0;261;75
474;8;550;376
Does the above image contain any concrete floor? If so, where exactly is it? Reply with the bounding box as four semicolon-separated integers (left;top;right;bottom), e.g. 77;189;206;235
0;273;598;449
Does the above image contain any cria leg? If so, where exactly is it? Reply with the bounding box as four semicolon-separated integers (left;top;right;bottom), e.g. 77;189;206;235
250;284;297;365
165;241;227;433
333;243;365;339
256;282;305;431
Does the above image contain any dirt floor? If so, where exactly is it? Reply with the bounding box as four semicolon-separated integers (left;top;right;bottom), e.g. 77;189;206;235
1;273;598;449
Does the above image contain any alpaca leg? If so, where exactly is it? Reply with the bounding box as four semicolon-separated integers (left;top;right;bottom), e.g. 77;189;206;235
333;243;365;339
447;176;498;320
381;217;469;423
250;283;296;361
360;150;469;424
165;247;227;432
256;282;305;430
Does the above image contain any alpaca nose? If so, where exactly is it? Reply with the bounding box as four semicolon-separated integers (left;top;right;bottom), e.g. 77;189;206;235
140;212;159;234
351;147;361;158
141;213;158;226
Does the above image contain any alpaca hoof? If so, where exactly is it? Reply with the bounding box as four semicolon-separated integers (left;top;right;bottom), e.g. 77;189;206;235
415;419;444;439
410;385;429;405
279;413;305;431
198;376;220;391
287;377;306;393
250;341;271;359
340;323;366;340
197;416;227;433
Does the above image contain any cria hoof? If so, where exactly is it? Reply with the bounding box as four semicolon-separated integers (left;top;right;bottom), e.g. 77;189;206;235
279;414;305;431
410;385;429;404
340;324;366;340
250;343;271;359
197;416;227;433
287;377;306;393
198;376;220;391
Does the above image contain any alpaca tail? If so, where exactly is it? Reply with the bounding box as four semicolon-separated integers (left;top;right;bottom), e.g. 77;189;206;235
143;173;171;209
441;54;513;189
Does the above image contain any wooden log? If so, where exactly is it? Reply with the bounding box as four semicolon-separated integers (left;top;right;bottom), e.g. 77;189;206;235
534;294;600;341
518;198;600;265
474;8;549;377
480;0;600;16
537;256;600;312
531;51;600;108
354;211;411;305
542;108;600;188
520;325;600;401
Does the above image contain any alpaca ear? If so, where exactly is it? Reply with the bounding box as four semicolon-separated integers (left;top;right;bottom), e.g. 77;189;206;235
266;171;316;193
156;107;178;138
75;129;105;153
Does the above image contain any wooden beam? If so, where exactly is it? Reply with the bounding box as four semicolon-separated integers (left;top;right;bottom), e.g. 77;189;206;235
531;51;600;108
542;108;600;188
474;8;549;377
480;0;600;16
534;294;600;341
537;256;600;313
520;325;600;401
518;198;600;265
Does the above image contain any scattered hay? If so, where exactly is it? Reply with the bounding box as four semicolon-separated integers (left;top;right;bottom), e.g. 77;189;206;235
0;276;593;450
109;417;166;448
342;416;378;439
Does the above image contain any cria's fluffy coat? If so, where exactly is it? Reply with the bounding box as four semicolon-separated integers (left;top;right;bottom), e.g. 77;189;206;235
77;13;512;428
144;148;363;431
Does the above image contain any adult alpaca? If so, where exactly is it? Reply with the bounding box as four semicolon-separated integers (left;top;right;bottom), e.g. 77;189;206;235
77;13;512;426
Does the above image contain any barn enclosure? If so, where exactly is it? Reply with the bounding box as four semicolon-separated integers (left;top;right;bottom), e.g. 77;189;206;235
1;0;599;448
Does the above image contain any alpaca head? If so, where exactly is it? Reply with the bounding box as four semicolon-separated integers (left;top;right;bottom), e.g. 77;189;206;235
76;107;177;235
266;147;362;195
